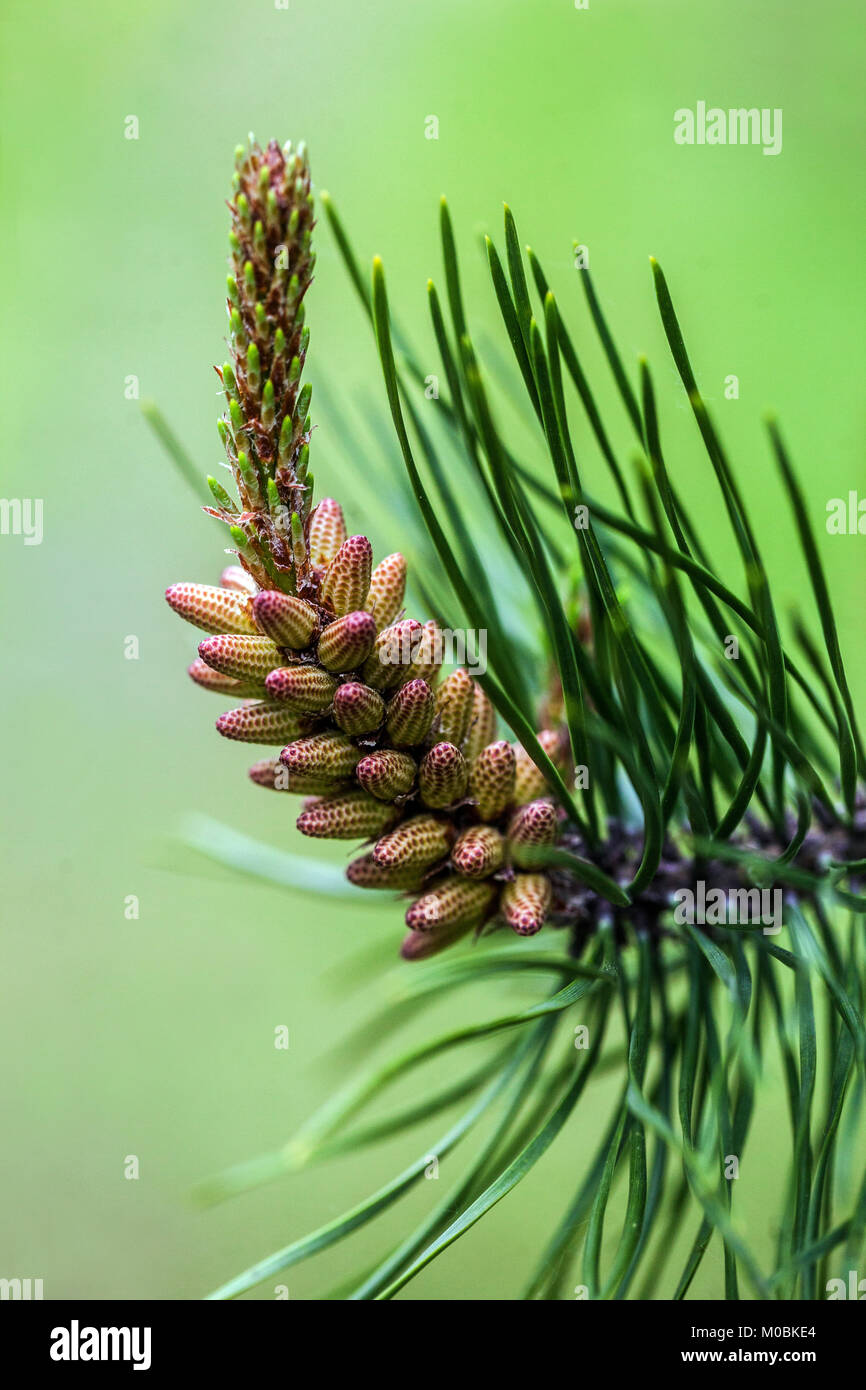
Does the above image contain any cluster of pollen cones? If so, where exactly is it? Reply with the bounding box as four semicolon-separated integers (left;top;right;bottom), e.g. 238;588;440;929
167;499;569;959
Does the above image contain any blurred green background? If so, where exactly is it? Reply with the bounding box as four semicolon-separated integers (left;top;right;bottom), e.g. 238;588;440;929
2;0;864;1299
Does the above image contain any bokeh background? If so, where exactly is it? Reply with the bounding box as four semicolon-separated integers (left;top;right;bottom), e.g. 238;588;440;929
2;0;864;1299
